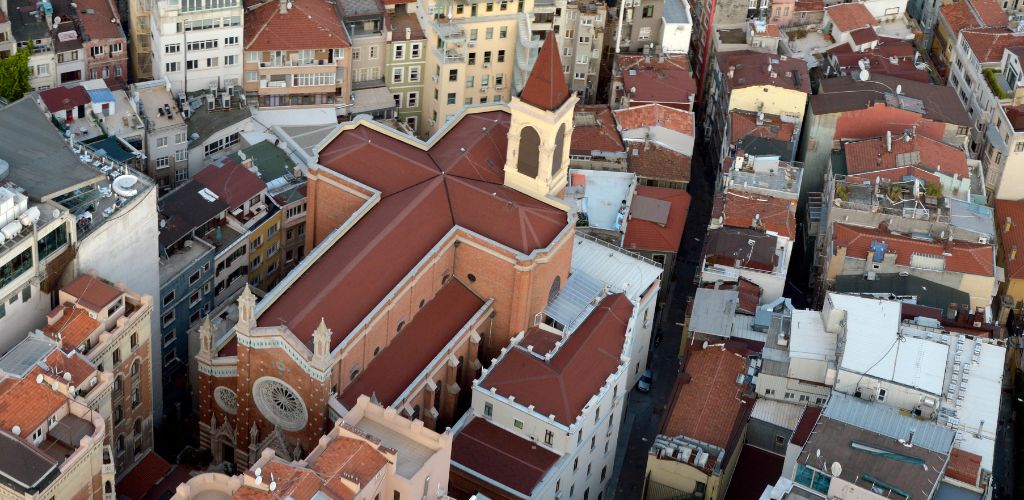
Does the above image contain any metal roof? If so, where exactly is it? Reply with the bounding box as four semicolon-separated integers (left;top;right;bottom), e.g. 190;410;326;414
688;288;739;338
823;392;955;454
544;269;605;332
750;399;806;430
0;334;57;378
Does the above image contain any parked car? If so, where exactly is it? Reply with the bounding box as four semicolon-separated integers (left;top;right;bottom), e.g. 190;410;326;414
637;370;653;392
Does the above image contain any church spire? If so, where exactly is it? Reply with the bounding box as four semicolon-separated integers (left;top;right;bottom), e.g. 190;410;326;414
520;33;570;111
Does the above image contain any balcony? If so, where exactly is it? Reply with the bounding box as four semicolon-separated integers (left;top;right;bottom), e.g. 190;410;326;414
102;445;116;476
259;58;337;69
983;68;1014;102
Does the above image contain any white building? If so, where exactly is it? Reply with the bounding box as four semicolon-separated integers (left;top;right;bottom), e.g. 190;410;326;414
661;0;693;54
450;235;661;499
150;0;245;94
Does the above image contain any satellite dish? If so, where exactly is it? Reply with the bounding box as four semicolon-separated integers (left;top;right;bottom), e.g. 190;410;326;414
254;468;262;477
859;69;870;81
68;385;76;395
702;340;709;350
895;84;902;95
35;374;44;384
53;15;61;27
11;426;20;435
63;372;73;382
831;462;843;476
815;449;821;458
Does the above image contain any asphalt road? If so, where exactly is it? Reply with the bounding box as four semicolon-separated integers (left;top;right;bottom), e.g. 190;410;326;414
607;138;717;499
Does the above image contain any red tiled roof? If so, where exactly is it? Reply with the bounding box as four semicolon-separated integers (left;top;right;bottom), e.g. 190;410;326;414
971;0;1009;26
339;279;484;407
623;185;690;252
828;38;931;83
946;448;982;485
849;27;879;45
722;191;796;239
718;51;811;93
995;199;1024;279
75;0;124;40
244;0;350;51
571;106;624;155
663;346;749;450
794;0;824;12
193;158;266;210
63;274;122;312
452;418;560;497
844;134;968;179
43;306;100;350
42;350;96;388
481;294;633;424
618;55;697;105
826;3;878;32
39;86;91;113
116;451;173;500
257;111;567;349
613;103;695;136
520;33;570;111
832;223;995;276
520;326;562;356
308;436;388;487
961;28;1024;63
626;142;692;184
729;111;796;143
791;405;822;445
942;2;981;35
0;371;66;440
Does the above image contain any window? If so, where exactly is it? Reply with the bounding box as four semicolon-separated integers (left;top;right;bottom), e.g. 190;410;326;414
484;402;493;418
189;290;202;307
486;1;493;11
497;50;505;62
165;43;181;54
1015;142;1024;153
394;44;404;60
449;68;458;81
591;435;596;450
544;429;553;445
447;93;456;105
112;348;121;364
784;392;794;399
643;5;654;17
411;43;421;58
224;55;236;65
407;92;418;107
392;67;404;83
579;36;591;44
484;51;492;63
91;46;104;57
877;388;887;401
130;332;138;349
409;66;420;82
369;46;378;59
466;75;474;88
513;418;524;429
574;72;586;80
486;28;494;40
132;387;141;407
500;26;508;38
165;62;179;72
162;291;175;306
186;59;199;70
162;310;175;327
638;27;652;41
799;394;810;402
574;457;579;471
468;52;476;65
352;48;360;60
176;169;189;183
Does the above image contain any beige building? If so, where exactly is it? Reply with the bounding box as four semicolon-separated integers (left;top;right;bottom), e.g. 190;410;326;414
418;0;542;133
532;0;607;103
172;395;454;499
243;0;352;116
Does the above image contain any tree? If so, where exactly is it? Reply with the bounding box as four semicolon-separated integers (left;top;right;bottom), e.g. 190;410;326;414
0;44;33;102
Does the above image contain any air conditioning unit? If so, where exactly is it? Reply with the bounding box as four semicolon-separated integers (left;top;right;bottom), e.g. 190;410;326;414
469;41;476;47
495;85;504;90
483;63;490;69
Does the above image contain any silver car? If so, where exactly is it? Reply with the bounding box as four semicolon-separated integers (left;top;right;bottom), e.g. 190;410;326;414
637;370;653;392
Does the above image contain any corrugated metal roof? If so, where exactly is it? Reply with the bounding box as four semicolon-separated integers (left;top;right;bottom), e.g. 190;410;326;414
823;392;955;454
544;270;605;332
688;288;738;338
750;399;806;430
569;235;662;303
0;334;58;378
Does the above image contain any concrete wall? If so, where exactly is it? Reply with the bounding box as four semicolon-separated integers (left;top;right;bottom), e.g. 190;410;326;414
73;187;163;423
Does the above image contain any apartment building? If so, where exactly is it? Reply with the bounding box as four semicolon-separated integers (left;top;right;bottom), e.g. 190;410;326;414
613;0;693;54
0;354;114;500
612;103;695;189
532;0;607;102
704;51;809;168
0;0;14;58
341;0;394;118
947;26;1024;156
38;275;156;477
131;79;190;192
930;0;1006;82
417;0;540;133
691;0;758;106
609;54;696;110
800;75;971;202
149;0;244;93
77;0;128;85
387;5;426;133
978;50;1024;200
53;20;86;85
0;97;163;420
243;0;351;117
644;344;754;500
10;0;57;90
569;105;626;170
128;0;153;79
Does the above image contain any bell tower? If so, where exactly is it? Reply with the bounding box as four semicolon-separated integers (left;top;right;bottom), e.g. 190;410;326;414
504;33;578;202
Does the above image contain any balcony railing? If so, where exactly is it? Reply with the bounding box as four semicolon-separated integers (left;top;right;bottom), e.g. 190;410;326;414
259;59;336;68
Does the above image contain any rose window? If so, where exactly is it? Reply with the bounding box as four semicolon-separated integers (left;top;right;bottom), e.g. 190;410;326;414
214;386;238;415
252;377;307;431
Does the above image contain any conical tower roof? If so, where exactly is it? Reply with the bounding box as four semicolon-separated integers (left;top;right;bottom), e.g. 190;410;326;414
520;33;570;111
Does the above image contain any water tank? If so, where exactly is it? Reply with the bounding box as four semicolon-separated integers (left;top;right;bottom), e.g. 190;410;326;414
1;222;21;240
19;206;40;227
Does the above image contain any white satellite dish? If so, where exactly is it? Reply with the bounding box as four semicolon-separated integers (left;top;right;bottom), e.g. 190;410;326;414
831;461;843;476
859;69;870;81
68;385;76;395
702;340;709;350
895;84;902;95
815;449;821;458
53;15;61;27
35;374;44;384
63;372;72;382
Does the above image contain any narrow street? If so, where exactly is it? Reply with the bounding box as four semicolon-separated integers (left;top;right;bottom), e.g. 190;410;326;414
608;133;717;499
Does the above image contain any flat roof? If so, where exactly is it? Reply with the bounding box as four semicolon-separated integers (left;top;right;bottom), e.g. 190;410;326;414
942;337;1003;470
568;169;635;231
787;310;834;361
830;294;949;395
350;418;436;479
750;399;806;430
688;288;739;338
0;99;105;201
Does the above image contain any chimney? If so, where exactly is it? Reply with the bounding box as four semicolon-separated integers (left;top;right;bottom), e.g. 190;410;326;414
1006;216;1013;234
1012;245;1018;261
728;66;735;79
405;27;411;39
279;0;287;14
885;130;892;152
